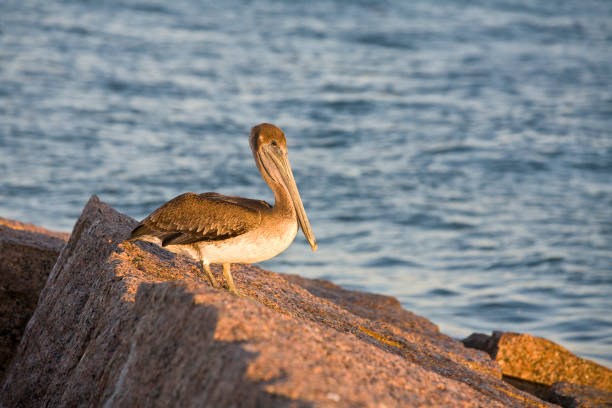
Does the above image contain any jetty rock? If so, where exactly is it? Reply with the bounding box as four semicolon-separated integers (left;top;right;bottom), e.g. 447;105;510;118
547;382;612;408
0;218;69;382
463;331;612;405
1;196;559;407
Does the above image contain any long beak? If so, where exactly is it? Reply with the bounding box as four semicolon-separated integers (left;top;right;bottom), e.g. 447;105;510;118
265;147;317;251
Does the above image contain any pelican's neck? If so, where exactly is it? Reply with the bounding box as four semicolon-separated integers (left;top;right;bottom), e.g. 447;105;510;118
253;149;296;219
269;180;296;218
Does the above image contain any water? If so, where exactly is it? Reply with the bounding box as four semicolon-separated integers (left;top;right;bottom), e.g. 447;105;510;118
1;0;611;366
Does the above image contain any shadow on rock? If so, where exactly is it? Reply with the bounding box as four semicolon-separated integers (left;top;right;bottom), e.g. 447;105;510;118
103;281;306;407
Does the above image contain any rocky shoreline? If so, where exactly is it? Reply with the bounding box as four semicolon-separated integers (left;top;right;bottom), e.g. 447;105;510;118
1;196;610;407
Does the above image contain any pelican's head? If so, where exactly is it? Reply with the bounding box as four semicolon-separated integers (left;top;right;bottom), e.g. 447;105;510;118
250;123;317;251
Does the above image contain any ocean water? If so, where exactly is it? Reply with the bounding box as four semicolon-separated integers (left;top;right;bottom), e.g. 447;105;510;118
1;0;611;366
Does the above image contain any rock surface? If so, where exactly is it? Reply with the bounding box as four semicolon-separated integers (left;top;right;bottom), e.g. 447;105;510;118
462;331;612;392
0;217;69;383
547;382;612;408
0;197;555;407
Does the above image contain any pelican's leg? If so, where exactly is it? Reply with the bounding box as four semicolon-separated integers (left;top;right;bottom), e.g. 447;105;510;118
202;261;220;289
222;263;239;295
194;244;219;289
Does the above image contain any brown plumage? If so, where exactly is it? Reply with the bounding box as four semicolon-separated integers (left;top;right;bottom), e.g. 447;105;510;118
128;123;317;295
130;192;272;246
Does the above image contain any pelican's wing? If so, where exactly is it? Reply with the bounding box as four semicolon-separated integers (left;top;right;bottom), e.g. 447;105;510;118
130;192;271;246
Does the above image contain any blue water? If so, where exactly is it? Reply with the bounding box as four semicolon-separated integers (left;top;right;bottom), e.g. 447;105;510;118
1;0;611;366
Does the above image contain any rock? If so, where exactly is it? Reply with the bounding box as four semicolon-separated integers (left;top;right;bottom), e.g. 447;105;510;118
0;217;69;383
462;332;500;356
1;196;555;407
547;382;612;408
462;331;612;392
0;218;71;241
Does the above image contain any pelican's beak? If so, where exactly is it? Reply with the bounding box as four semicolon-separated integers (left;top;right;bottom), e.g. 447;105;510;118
264;146;317;251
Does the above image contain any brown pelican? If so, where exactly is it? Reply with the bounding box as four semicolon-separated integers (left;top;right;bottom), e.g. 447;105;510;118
128;123;317;295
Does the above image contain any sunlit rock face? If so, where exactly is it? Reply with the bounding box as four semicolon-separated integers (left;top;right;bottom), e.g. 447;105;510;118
463;331;612;392
463;331;612;406
1;196;555;407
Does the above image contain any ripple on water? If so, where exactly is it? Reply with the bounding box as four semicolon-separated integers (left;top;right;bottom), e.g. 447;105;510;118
364;256;421;268
349;32;417;50
426;288;461;297
543;317;612;335
466;299;546;324
397;213;475;230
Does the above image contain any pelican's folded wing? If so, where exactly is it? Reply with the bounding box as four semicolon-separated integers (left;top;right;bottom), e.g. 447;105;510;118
130;192;270;246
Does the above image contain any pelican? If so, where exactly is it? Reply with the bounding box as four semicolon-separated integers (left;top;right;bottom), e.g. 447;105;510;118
128;123;317;295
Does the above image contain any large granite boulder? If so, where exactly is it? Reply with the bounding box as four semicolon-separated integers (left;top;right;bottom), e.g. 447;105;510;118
462;331;612;392
1;196;554;407
463;331;612;407
0;218;69;383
